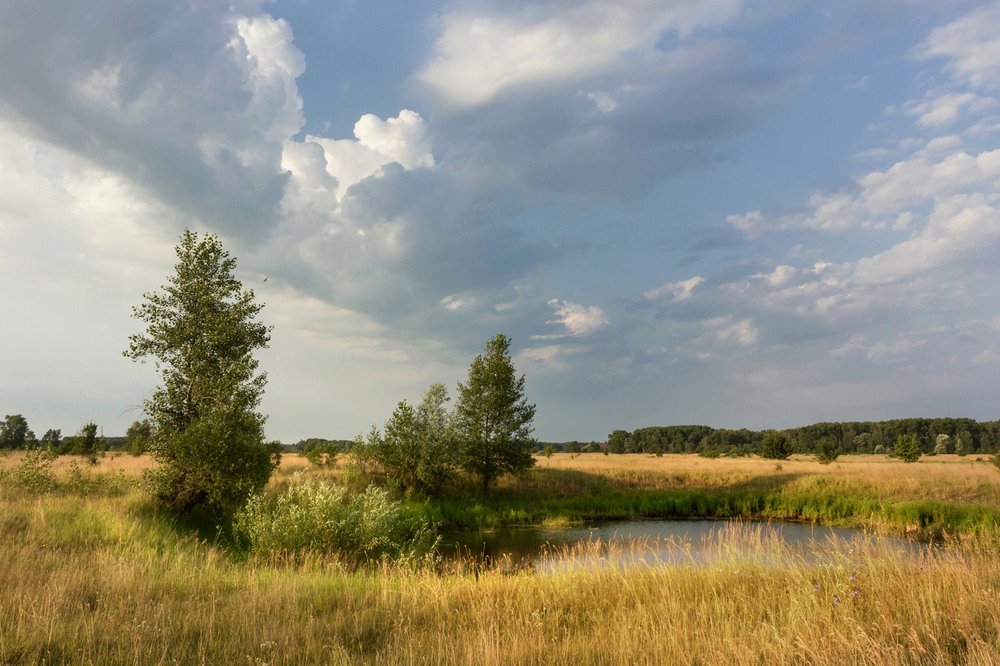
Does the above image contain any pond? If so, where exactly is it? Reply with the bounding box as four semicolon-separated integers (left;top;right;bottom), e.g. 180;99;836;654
440;519;925;572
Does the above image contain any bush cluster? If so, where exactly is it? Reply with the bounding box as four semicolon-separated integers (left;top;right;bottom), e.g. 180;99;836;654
235;478;437;563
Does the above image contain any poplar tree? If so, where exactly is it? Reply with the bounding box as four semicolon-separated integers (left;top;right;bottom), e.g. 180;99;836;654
124;229;276;514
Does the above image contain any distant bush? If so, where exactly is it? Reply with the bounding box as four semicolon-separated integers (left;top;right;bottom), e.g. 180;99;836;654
60;422;105;463
955;431;972;457
760;431;793;460
303;440;338;467
234;478;437;563
816;439;840;465
893;434;921;463
698;449;721;459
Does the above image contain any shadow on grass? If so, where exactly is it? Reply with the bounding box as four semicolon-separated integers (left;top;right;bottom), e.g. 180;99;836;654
421;467;811;530
129;499;245;558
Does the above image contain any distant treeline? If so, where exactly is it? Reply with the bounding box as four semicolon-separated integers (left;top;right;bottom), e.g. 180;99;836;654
288;438;354;453
601;417;1000;456
5;415;998;458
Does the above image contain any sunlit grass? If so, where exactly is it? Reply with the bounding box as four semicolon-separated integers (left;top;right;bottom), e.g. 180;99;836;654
1;453;999;663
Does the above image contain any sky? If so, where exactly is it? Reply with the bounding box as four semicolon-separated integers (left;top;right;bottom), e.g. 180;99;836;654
2;0;999;443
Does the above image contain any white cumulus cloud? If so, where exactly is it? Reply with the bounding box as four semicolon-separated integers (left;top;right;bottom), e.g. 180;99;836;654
646;276;705;301
535;299;610;338
418;0;744;108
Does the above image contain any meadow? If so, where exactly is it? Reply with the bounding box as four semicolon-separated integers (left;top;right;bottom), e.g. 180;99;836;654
1;451;998;664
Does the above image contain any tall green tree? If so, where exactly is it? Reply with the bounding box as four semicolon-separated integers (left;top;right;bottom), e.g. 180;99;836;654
40;429;61;449
124;229;276;514
606;430;629;454
456;333;536;492
0;414;29;449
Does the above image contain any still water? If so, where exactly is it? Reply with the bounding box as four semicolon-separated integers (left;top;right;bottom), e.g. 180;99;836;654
441;519;923;572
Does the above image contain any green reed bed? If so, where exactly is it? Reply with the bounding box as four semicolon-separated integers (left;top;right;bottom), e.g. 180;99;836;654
420;469;1000;539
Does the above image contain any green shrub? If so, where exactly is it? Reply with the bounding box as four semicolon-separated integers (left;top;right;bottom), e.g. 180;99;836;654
145;408;279;515
760;431;793;460
816;439;840;464
894;434;922;463
349;383;463;495
11;446;57;493
234;478;438;563
303;441;338;467
65;461;134;496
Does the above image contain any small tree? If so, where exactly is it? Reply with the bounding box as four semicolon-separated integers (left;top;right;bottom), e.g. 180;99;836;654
816;438;840;465
125;420;152;456
349;382;462;495
955;430;972;457
124;229;276;515
0;414;29;449
456;333;536;492
40;429;62;449
894;434;921;463
303;440;338;467
413;382;462;493
760;430;793;460
65;422;104;463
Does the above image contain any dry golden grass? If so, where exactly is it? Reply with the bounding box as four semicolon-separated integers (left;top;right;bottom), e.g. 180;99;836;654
535;452;1000;505
1;481;998;665
1;452;998;663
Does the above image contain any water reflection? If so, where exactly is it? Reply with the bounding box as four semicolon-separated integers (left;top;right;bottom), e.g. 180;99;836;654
441;520;923;573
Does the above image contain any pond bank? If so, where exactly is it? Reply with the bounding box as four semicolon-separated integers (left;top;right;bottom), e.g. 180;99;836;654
417;476;1000;541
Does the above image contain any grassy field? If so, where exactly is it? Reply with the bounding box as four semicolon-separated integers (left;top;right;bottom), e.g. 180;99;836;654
1;451;999;664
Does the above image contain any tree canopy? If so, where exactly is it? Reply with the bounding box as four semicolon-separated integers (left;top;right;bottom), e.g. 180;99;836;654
0;414;29;449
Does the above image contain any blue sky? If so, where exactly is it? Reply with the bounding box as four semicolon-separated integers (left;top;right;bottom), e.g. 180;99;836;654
1;0;999;442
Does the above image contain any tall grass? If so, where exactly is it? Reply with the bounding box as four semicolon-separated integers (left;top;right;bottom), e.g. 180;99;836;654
420;454;1000;538
1;454;999;663
1;481;999;663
